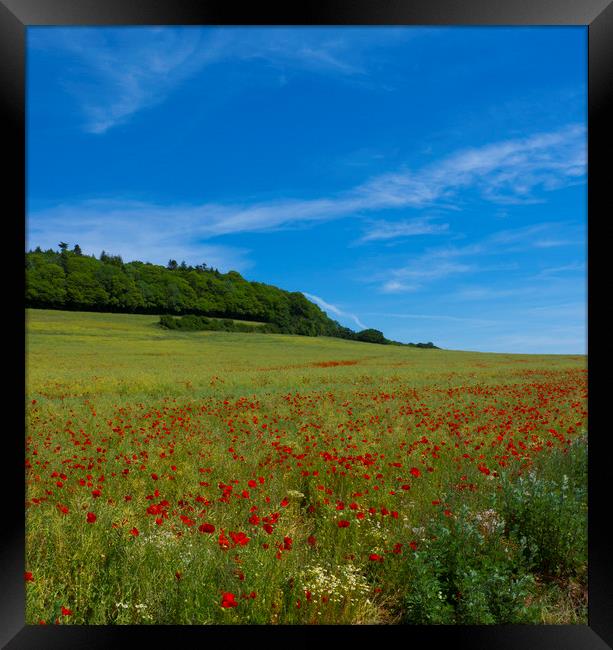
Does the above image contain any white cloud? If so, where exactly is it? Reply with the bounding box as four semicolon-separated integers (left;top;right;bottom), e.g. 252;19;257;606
356;124;585;208
26;199;251;271
302;293;367;330
29;27;416;134
364;312;499;326
371;220;582;294
28;124;586;269
358;217;449;243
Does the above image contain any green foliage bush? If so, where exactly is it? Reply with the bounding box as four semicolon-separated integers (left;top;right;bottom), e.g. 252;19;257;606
26;246;438;347
356;329;387;344
399;505;537;624
496;438;588;578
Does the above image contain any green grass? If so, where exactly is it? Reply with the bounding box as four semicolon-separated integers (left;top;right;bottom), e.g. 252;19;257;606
26;309;584;400
25;309;588;625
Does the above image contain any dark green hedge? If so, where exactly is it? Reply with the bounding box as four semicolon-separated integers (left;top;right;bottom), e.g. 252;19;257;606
26;246;437;347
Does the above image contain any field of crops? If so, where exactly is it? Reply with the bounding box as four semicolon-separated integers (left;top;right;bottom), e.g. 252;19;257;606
25;309;588;625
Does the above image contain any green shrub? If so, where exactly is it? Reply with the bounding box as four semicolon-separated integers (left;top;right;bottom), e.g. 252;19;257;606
496;462;587;578
399;505;537;624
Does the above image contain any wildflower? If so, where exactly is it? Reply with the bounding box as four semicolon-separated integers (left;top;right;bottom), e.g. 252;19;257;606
61;606;72;616
338;520;350;528
86;512;97;523
25;572;34;582
230;531;250;546
129;527;139;537
199;523;215;534
221;592;238;608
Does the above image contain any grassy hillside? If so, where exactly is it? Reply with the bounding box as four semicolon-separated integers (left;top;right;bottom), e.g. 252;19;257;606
26;248;436;346
25;309;587;625
26;309;582;400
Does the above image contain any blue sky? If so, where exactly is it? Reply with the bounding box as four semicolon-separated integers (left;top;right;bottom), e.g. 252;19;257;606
26;26;587;353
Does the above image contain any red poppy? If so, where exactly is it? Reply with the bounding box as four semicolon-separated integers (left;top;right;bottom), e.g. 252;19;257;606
337;520;350;528
129;527;139;537
25;572;34;582
307;535;316;546
221;592;238;608
86;512;97;524
199;523;215;533
57;504;69;515
369;553;383;562
61;606;72;616
410;467;421;478
280;497;289;507
230;531;250;546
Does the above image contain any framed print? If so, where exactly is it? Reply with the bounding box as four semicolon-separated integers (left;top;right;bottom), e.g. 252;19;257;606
2;0;612;648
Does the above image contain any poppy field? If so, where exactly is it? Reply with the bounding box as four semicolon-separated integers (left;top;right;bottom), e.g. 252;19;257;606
25;309;588;625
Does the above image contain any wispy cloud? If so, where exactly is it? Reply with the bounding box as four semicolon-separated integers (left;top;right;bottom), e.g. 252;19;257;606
357;217;449;243
354;124;585;208
28;124;586;268
363;312;499;326
371;220;583;294
380;261;473;293
31;28;224;134
26;199;251;271
481;329;586;354
302;293;367;330
535;262;585;278
29;27;416;134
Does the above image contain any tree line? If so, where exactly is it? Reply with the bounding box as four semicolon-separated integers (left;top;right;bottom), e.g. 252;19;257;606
26;244;437;347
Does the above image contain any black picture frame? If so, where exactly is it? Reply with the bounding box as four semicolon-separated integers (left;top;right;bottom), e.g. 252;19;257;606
3;1;612;648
